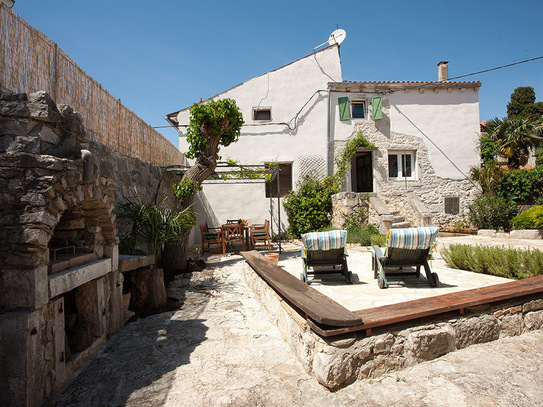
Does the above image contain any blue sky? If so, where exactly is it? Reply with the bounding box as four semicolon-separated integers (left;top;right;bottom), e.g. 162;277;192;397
11;0;543;147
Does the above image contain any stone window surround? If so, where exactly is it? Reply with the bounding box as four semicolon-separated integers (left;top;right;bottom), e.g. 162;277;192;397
388;150;416;180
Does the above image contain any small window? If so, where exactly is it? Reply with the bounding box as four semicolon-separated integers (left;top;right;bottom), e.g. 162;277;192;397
265;163;292;198
351;100;366;119
388;152;415;179
253;108;271;121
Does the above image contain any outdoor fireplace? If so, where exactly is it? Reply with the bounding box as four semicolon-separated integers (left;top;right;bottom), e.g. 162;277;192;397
0;91;125;407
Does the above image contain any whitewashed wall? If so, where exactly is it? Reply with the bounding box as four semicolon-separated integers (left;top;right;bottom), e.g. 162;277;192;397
176;46;343;244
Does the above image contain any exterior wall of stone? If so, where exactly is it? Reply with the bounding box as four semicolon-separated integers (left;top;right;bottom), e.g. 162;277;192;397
242;263;543;390
333;116;480;228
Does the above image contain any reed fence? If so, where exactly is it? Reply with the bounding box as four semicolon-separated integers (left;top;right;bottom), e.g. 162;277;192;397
0;6;184;167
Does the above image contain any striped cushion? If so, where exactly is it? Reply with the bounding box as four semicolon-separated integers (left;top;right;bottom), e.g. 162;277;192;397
302;230;347;251
386;227;439;250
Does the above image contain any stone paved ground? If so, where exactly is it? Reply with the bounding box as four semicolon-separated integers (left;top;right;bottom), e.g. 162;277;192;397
46;257;543;407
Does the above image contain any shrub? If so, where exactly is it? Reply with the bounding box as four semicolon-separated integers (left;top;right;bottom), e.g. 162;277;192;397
512;205;543;229
283;175;339;237
441;244;543;279
468;193;517;230
494;167;543;204
320;224;384;246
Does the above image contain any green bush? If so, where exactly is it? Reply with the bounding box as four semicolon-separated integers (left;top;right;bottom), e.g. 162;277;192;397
441;244;543;279
494;167;543;204
283;175;339;237
468;193;517;230
512;205;543;229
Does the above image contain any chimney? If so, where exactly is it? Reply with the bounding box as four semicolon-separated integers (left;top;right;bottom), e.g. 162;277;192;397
438;61;449;82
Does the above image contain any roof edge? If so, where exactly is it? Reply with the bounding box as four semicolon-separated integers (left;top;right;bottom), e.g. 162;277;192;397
166;44;341;122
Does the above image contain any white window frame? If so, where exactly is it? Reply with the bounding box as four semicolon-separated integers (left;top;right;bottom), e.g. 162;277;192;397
351;99;367;119
253;107;272;122
388;151;416;180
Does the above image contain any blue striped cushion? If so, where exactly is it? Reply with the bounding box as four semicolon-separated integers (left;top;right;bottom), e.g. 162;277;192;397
302;230;347;251
386;227;439;250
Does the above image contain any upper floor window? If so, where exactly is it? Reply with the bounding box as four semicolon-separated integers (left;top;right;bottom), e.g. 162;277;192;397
388;151;416;180
253;107;271;121
351;100;366;119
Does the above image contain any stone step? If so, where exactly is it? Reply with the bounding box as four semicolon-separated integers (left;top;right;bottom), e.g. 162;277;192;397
391;221;411;229
392;215;405;223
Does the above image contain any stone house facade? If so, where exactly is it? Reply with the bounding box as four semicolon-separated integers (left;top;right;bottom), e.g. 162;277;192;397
167;44;481;239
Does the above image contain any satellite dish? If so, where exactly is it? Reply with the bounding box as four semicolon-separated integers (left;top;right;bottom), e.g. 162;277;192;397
328;29;346;46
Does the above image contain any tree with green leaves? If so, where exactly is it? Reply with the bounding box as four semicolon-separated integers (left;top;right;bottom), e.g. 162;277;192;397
482;116;543;169
163;98;244;272
507;86;543;121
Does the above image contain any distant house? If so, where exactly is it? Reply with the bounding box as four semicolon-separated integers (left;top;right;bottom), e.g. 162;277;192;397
166;44;481;241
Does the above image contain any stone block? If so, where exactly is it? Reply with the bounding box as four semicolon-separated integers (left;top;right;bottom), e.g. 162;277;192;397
524;299;543;313
0;90;30;117
118;254;155;272
312;349;356;390
454;315;499;348
48;258;112;298
0;119;29;136
510;229;543;240
498;314;522;337
477;229;496;237
0;266;48;310
27;91;61;124
405;325;455;362
104;244;119;271
38;126;60;144
496;232;510;239
524;310;543;331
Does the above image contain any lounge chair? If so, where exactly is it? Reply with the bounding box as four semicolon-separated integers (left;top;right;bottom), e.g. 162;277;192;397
372;226;439;289
301;230;352;284
199;221;222;254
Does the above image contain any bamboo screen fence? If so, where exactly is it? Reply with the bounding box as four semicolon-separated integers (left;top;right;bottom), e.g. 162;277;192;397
0;6;185;167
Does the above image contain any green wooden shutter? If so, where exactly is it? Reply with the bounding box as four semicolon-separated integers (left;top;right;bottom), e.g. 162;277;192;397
372;97;382;120
338;97;350;121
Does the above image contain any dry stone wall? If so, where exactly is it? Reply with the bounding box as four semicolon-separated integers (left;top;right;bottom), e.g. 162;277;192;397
242;263;543;390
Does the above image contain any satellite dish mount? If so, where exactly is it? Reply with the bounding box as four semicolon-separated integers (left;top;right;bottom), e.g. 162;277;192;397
312;28;347;52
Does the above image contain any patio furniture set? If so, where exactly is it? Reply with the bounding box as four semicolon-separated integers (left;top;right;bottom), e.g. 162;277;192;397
201;220;440;289
199;219;271;256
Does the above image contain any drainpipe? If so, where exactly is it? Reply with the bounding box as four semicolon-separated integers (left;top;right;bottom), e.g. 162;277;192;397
326;85;332;176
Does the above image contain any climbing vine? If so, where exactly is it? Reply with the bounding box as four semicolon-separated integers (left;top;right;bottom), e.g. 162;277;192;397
333;131;375;185
284;131;374;237
217;158;278;183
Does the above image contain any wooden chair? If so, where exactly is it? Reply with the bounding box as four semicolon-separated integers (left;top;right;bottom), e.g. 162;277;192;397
221;223;246;255
199;222;222;254
248;220;271;250
301;230;351;284
372;227;439;289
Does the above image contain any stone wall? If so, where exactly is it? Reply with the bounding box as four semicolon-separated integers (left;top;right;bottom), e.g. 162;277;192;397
0;90;183;406
242;263;543;390
334;115;479;229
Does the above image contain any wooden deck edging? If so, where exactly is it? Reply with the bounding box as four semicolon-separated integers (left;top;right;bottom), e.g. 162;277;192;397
241;251;362;327
242;251;543;338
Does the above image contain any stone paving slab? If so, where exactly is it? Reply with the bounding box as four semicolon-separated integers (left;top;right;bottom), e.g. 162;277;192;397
46;236;543;406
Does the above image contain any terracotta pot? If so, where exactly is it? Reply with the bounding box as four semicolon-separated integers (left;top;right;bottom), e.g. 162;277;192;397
264;252;279;265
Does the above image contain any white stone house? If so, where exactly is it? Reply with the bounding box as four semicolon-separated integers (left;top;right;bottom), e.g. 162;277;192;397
166;45;481;242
